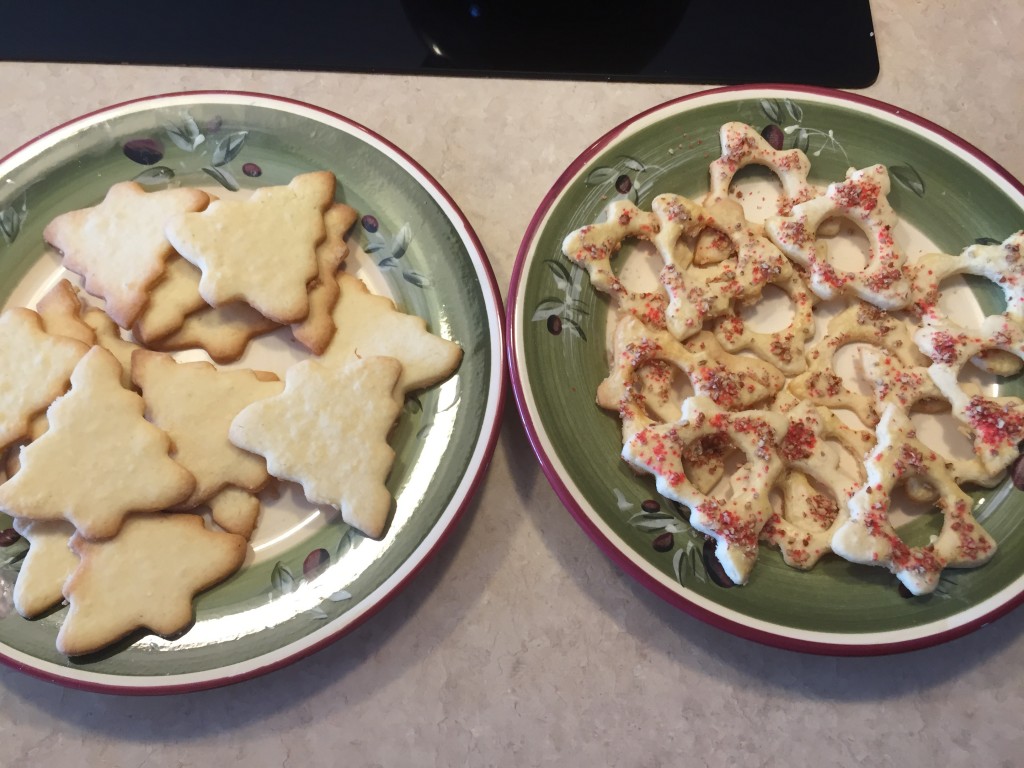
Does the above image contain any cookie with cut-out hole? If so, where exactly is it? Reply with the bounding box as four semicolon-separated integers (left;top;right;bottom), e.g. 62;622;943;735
597;314;786;446
561;199;676;331
915;316;1024;481
11;518;78;618
230;357;403;539
655;194;792;341
622;396;791;584
695;122;839;265
44;182;210;328
0;308;89;452
713;267;816;376
165;171;335;324
320;273;462;402
831;404;996;595
0;346;195;540
56;512;246;656
132;350;283;513
788;302;926;426
707;122;818;212
758;401;864;569
764;165;911;309
911;231;1024;375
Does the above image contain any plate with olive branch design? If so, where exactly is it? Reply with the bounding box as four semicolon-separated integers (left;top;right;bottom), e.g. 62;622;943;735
0;92;505;692
509;85;1024;654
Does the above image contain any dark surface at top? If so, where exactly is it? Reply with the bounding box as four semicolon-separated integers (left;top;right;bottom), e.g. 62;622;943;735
2;1;879;87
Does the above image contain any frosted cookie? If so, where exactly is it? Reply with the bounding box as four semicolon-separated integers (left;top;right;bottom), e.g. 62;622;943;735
561;200;678;330
56;512;247;656
319;274;462;402
230;357;403;539
622;396;790;584
915;316;1024;482
654;194;791;340
706;122;818;213
764;165;911;309
831;405;996;595
43;182;210;328
911;231;1024;375
0;346;195;540
165;171;335;324
0;308;89;452
11;518;77;619
788;302;926;426
36;280;95;346
712;267;816;376
292;203;358;354
597;315;786;443
147;301;279;364
132;350;283;510
758;401;864;570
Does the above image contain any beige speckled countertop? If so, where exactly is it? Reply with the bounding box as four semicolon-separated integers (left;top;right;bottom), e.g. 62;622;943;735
1;2;1023;765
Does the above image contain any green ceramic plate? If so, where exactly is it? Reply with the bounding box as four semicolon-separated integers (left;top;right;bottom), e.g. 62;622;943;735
509;85;1024;654
0;92;505;692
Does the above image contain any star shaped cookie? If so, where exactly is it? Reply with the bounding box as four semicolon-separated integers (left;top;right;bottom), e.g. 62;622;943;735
229;357;402;538
43;182;210;328
132;350;283;509
0;307;89;452
0;346;196;540
56;513;247;656
320;274;462;402
12;518;78;619
165;171;336;324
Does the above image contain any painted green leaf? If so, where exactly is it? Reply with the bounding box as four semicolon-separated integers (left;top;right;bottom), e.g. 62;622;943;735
132;166;175;185
890;164;926;197
672;548;686;585
271;562;296;594
619;155;646;173
201;166;240;192
975;237;1002;245
563;317;587;341
392;223;412;259
585;166;616;185
635;178;655;201
545;259;571;286
334;527;355;560
378;256;399;269
212;131;248;167
759;98;781;123
795;128;810;153
403;270;431;287
164;124;193;152
365;242;385;254
532;298;565;321
783;98;804;122
0;206;22;245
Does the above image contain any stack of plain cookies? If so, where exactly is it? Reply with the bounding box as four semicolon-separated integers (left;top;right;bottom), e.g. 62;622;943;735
0;171;462;656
